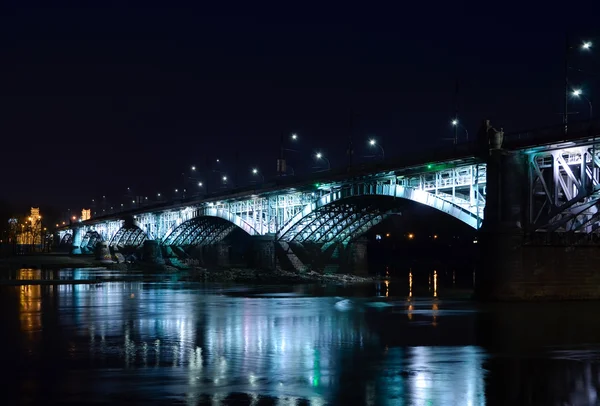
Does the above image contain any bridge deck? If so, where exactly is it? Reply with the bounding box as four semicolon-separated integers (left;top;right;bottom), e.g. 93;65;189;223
65;118;600;228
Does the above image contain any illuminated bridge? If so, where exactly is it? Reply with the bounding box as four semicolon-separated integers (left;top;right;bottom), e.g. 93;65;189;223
60;119;600;298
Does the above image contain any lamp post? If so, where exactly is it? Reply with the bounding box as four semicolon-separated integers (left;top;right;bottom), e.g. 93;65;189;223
368;139;385;159
565;38;593;134
252;168;265;182
278;133;299;176
572;88;593;119
315;152;331;170
451;119;469;142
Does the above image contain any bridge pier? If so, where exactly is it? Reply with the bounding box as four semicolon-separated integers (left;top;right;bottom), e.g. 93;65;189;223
347;238;369;276
204;242;230;268
250;236;275;270
142;240;165;265
477;148;600;300
477;149;528;300
70;228;83;255
94;241;113;263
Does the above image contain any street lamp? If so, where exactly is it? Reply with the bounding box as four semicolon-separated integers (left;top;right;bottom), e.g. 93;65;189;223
572;88;593;119
278;133;300;176
582;41;593;50
315;152;331;170
252;168;265;182
198;182;203;187
368;139;385;159
451;119;469;142
191;165;196;171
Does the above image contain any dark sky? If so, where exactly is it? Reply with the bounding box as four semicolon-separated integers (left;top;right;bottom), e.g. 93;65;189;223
2;1;599;212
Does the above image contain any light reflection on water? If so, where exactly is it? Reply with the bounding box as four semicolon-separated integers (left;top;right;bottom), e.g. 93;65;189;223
2;270;600;405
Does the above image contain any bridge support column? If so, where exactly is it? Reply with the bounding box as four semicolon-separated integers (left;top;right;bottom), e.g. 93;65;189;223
347;237;369;276
142;240;165;265
477;149;528;300
70;228;83;255
94;241;113;263
214;242;230;268
250;236;275;270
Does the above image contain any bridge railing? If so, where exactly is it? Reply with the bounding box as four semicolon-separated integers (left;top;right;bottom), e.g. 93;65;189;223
503;118;600;150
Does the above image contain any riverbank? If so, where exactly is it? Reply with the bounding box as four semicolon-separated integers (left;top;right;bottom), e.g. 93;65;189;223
0;254;379;285
0;253;98;269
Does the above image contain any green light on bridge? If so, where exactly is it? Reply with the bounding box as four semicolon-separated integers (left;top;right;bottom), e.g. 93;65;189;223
427;164;433;169
315;183;320;187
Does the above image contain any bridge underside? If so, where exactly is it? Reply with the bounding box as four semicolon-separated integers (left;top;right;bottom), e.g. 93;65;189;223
163;216;238;247
109;226;148;251
80;231;102;254
279;196;398;244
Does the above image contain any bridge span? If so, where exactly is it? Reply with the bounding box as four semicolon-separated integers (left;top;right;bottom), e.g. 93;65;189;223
61;119;600;299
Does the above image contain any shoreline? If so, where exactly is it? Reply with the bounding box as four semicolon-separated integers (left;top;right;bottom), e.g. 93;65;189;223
0;254;381;285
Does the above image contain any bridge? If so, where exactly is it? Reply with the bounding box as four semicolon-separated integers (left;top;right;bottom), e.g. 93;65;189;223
60;119;600;299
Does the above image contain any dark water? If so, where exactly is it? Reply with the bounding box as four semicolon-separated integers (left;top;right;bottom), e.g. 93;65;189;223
2;269;600;405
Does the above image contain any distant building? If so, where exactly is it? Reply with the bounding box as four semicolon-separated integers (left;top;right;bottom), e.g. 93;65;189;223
81;209;91;221
16;207;42;246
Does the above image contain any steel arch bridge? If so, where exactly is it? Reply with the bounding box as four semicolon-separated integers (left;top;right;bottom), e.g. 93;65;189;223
60;161;487;256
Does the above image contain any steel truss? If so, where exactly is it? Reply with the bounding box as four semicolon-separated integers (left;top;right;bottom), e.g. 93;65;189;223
279;200;395;244
109;226;148;249
400;163;486;225
60;233;73;245
80;231;102;253
530;144;600;233
73;163;487;245
162;217;236;247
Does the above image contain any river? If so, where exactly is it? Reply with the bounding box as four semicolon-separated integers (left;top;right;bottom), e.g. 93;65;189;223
1;268;599;405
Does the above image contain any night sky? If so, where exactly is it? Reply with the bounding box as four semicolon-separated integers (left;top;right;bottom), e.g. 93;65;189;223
2;2;599;212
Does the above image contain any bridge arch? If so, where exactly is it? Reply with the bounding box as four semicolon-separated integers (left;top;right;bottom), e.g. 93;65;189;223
162;212;258;248
278;183;482;242
60;232;73;246
80;231;103;253
109;225;148;249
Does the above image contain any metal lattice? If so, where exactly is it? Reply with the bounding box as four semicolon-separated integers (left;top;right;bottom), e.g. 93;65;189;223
109;226;148;249
80;231;102;253
71;162;488;244
530;144;600;233
162;217;237;247
279;199;396;243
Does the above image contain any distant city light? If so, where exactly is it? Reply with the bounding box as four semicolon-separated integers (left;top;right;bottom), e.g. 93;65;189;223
291;133;298;140
582;41;592;50
223;176;227;181
191;166;196;171
252;168;258;174
198;182;203;187
572;88;583;97
408;233;414;239
451;119;459;126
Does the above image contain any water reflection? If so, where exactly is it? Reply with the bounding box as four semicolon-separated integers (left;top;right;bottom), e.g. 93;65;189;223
3;273;600;404
5;267;142;282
